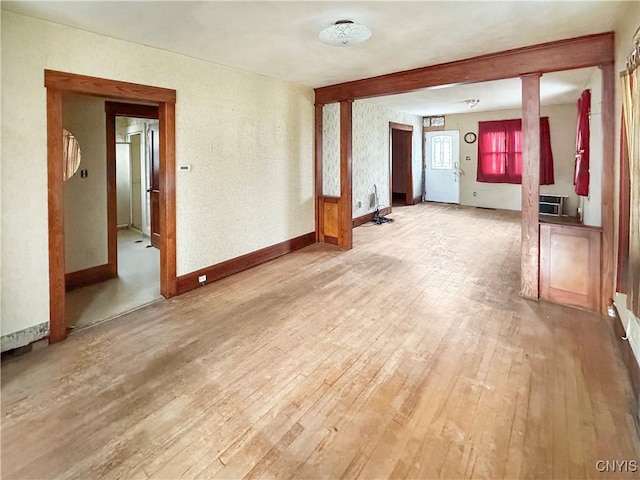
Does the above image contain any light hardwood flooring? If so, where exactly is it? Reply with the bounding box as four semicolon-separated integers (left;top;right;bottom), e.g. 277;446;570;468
2;203;639;479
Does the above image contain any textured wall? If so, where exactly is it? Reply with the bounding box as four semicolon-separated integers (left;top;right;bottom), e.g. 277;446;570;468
322;103;340;197
352;101;423;218
1;11;314;340
581;68;603;227
445;104;579;213
62;95;108;273
321;100;422;217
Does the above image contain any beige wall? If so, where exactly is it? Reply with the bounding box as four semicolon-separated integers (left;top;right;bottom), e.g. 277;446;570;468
62;95;108;273
444;104;579;213
322;103;340;197
352;100;422;217
581;68;603;227
322;100;423;217
1;11;314;341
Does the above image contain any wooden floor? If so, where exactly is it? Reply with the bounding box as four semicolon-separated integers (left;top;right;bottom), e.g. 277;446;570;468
2;203;639;479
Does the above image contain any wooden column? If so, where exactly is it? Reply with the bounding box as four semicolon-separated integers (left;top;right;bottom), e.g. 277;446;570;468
600;62;615;314
315;103;324;242
339;100;353;250
46;88;66;344
521;73;541;300
159;101;177;298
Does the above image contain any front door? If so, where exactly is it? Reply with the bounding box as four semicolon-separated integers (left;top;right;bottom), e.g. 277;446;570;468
148;124;160;248
424;130;460;204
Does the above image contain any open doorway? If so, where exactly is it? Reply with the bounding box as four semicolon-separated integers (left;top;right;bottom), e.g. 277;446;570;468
64;101;163;330
389;122;414;206
45;70;177;343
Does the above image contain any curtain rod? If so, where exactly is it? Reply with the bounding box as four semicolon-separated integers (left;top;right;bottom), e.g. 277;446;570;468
626;25;640;74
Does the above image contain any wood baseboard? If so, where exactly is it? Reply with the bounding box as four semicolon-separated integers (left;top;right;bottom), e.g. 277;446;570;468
611;309;640;431
176;232;315;295
65;264;116;291
353;207;392;227
323;235;339;246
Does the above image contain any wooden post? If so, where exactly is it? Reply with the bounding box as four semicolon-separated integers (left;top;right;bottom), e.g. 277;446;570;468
600;62;615;314
315;103;324;243
339;100;353;250
521;73;541;300
47;88;66;343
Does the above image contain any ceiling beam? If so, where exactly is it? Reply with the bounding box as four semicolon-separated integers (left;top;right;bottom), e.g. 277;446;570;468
314;33;614;104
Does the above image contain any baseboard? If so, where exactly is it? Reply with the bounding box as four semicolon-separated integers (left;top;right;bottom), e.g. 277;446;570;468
353;207;392;227
65;264;116;291
612;302;640;433
414;195;422;204
176;232;316;295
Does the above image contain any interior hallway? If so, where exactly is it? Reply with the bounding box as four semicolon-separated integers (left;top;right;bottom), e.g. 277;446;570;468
65;228;161;331
2;203;638;479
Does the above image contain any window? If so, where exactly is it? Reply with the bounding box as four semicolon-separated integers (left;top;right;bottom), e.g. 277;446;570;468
431;135;453;169
476;117;554;185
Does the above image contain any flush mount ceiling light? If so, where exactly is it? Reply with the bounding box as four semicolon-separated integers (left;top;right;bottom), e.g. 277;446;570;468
319;20;372;46
464;99;480;108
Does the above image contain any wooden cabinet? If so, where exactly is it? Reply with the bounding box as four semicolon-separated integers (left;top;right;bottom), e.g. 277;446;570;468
539;222;601;312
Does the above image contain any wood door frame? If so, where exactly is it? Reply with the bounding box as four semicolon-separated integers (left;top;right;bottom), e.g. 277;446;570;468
105;102;159;279
389;122;414;206
314;33;615;309
45;70;177;343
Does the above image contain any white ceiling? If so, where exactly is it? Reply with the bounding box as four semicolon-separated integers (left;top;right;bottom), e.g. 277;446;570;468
2;1;623;114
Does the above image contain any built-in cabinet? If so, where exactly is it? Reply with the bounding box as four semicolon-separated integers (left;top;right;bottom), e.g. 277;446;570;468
539;221;602;312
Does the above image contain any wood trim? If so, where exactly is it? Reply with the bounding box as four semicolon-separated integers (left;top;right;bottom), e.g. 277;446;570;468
600;62;615;314
322;196;340;204
46;70;177;344
45;70;176;103
315;33;615;103
353;207;392;227
539;223;602;312
618;113;631;293
389;122;413;132
315;104;324;243
105;109;118;277
338;100;353;250
521;73;541;300
323;236;339;246
65;264;116;291
176;232;316;295
159;102;178;297
105;102;158;119
389;122;414;206
47;88;66;344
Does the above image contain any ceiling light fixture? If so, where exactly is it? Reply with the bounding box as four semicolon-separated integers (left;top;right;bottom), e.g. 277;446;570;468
465;99;480;108
319;20;372;46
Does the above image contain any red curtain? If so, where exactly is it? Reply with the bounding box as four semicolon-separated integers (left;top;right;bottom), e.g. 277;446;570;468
477;117;554;185
574;89;590;196
540;117;554;185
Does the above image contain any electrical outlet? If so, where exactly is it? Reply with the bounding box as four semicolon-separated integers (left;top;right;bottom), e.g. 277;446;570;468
369;193;376;208
357;200;362;208
198;275;207;284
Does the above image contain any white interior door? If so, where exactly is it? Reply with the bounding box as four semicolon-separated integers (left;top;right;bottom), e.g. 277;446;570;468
115;142;132;227
424;130;460;204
